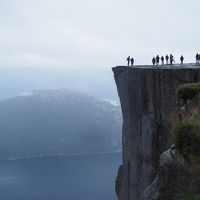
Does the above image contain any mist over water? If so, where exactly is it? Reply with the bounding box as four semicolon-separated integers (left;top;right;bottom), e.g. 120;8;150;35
0;0;199;199
0;68;118;103
0;67;122;200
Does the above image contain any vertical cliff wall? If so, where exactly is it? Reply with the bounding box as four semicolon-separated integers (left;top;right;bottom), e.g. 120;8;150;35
113;65;200;200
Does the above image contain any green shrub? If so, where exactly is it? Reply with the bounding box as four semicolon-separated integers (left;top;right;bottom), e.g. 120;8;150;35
175;122;200;157
177;83;200;101
184;194;200;200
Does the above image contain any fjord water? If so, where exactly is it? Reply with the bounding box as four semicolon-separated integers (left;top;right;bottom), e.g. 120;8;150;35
0;153;121;200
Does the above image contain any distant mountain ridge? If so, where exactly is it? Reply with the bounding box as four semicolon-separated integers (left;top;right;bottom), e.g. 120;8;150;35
0;89;122;160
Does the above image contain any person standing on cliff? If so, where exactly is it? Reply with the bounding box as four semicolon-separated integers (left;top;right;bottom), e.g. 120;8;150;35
130;57;134;66
127;56;131;66
165;54;169;64
156;55;160;65
196;53;199;63
170;54;174;65
152;57;156;66
161;56;164;65
196;53;200;63
180;55;184;64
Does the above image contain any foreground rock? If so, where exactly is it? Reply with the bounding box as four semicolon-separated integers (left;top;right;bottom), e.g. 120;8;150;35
141;147;200;200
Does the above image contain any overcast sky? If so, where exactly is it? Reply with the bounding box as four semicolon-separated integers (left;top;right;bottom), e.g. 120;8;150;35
0;0;200;70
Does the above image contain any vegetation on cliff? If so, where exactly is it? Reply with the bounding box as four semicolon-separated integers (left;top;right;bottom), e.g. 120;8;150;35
177;83;200;103
176;82;200;161
184;194;200;200
175;82;200;199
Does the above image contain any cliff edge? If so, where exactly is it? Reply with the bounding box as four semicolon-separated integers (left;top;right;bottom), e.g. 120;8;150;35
113;65;200;200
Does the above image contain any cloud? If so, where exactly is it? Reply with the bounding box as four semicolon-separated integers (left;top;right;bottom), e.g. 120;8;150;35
0;0;200;69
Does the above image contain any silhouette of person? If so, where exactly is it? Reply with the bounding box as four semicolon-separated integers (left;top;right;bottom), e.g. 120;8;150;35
180;55;184;64
196;53;199;63
198;54;200;63
127;56;131;66
161;56;164;65
170;54;174;65
152;57;156;66
156;55;160;65
131;57;134;66
165;54;169;64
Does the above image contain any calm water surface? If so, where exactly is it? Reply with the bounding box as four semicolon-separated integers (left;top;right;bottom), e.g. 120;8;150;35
0;153;121;200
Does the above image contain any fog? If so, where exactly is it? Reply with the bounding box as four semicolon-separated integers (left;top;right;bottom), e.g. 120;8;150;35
0;0;200;69
0;0;199;199
0;68;119;103
0;67;121;200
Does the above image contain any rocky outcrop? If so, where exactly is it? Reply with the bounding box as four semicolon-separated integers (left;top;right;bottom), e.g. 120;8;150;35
141;147;190;200
112;65;200;200
141;146;200;200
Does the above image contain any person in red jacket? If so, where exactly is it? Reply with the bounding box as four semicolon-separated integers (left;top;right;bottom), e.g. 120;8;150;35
170;54;175;65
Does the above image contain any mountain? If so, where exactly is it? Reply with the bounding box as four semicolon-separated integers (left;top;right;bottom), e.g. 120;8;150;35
0;89;122;160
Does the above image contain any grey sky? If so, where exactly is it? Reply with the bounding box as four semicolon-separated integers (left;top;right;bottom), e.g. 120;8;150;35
0;0;199;69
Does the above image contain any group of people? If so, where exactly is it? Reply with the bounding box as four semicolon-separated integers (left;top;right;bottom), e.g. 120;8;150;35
152;54;182;65
127;56;134;66
127;53;200;66
196;53;200;63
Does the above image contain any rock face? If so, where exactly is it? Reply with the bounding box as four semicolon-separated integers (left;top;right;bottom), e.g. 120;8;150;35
141;148;190;200
141;147;200;200
112;65;200;200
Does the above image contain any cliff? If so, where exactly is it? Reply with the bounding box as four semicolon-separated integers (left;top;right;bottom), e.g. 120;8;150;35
113;65;200;200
